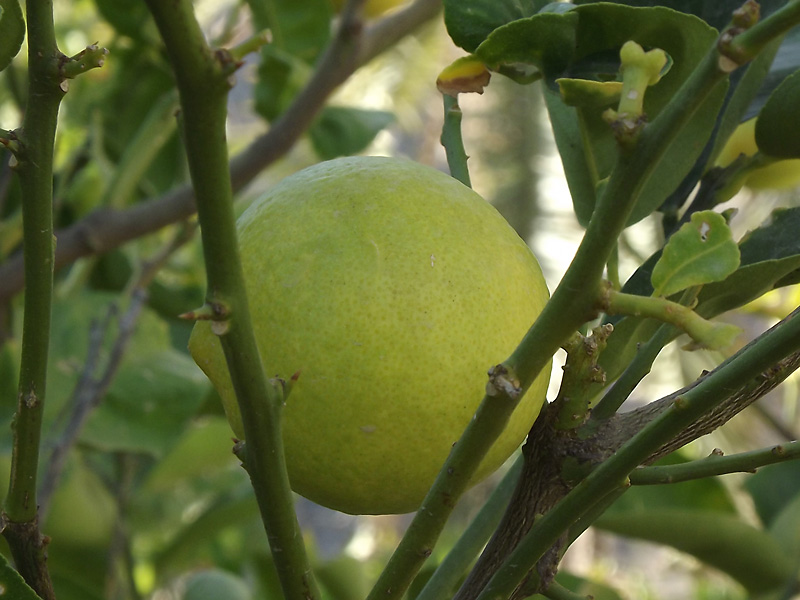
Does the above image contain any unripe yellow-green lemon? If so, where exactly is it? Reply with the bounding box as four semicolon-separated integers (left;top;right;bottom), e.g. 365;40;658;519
715;117;800;190
189;156;550;515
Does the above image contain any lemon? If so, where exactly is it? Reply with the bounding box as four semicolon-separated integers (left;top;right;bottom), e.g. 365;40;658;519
715;117;800;190
189;156;550;515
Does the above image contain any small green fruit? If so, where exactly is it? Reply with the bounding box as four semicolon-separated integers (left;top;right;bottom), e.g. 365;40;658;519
189;156;550;515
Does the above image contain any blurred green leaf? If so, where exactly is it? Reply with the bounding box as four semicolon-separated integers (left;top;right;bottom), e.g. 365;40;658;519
745;460;800;527
254;46;310;121
316;555;371;600
246;0;331;61
182;569;253;600
0;552;40;600
769;490;800;560
154;489;260;575
309;107;395;160
756;69;800;159
81;348;208;456
443;0;550;54
143;417;236;492
596;509;796;594
0;0;24;73
94;0;153;41
651;210;740;297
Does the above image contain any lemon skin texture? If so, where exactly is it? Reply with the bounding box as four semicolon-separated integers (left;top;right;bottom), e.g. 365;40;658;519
189;156;550;515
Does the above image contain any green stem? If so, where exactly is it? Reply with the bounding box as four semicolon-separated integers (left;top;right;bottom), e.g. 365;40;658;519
372;11;740;600
441;94;472;187
415;457;524;600
590;322;675;420
475;308;800;600
1;0;65;596
724;0;800;65
603;287;741;351
141;3;320;600
630;441;800;485
367;366;527;600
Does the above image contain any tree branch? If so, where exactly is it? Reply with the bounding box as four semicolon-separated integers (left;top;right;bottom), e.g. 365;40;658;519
0;0;443;304
456;309;800;600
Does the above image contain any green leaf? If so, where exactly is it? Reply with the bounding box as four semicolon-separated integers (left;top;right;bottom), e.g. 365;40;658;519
246;0;331;62
309;107;395;160
475;11;579;78
183;569;253;600
143;417;237;492
769;490;800;560
595;509;796;594
485;3;719;225
81;348;208;457
0;0;24;73
756;69;800;159
697;206;800;317
443;0;551;54
0;552;41;600
95;0;153;41
745;460;800;527
253;46;310;121
651;210;740;297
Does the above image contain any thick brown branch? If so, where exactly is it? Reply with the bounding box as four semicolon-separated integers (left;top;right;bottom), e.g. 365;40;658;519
0;0;442;303
456;345;800;600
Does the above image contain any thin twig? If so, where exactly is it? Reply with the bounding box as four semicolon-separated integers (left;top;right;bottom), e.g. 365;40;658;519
38;223;197;519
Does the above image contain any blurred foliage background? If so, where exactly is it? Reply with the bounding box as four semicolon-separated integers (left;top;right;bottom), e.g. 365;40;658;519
0;1;799;599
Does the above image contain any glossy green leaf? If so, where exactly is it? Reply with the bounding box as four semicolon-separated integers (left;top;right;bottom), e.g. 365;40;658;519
309;106;394;160
572;0;788;31
0;0;24;73
443;0;550;54
651;211;740;297
596;509;796;593
484;3;719;225
0;552;40;600
756;69;800;159
475;11;578;78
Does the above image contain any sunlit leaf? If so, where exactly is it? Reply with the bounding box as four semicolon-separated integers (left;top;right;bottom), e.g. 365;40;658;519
651;211;740;297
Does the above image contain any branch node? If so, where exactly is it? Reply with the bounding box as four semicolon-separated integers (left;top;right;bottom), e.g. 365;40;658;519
486;364;522;400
